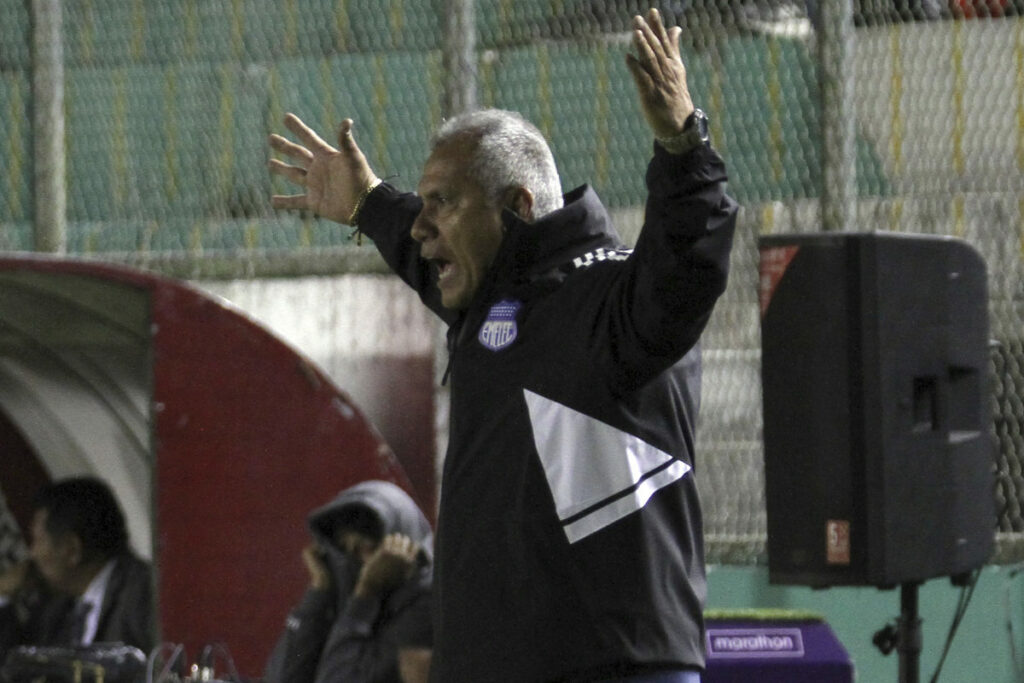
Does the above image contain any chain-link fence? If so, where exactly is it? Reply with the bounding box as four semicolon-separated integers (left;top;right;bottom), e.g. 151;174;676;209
0;0;1021;565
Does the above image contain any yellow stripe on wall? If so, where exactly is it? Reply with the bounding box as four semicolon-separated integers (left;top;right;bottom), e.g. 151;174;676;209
890;25;904;175
269;64;283;131
7;75;24;220
112;69;129;213
80;0;95;64
231;0;245;61
320;59;336;136
479;52;497;108
373;55;390;171
953;193;965;238
184;0;199;60
951;21;965;176
767;39;784;185
390;1;405;47
335;0;351;52
131;0;145;61
245;222;258;249
1016;20;1024;172
301;217;313;248
268;65;285;197
1019;197;1024;261
163;67;179;200
286;0;299;57
761;202;776;235
594;48;610;188
890;197;904;233
218;65;236;206
426;51;443;129
710;51;725;154
537;44;553;142
498;0;514;44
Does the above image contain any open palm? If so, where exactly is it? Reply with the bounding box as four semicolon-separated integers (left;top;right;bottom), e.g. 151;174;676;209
268;114;379;225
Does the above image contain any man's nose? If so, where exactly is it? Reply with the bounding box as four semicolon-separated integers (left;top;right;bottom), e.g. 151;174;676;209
410;210;436;243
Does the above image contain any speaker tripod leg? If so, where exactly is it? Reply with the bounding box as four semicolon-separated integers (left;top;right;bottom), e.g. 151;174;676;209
897;582;922;683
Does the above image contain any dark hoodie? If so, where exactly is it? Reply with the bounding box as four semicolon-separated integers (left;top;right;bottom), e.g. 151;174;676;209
264;481;433;683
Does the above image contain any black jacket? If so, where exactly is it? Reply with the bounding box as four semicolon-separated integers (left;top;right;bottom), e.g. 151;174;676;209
361;143;737;682
264;480;433;683
0;551;154;663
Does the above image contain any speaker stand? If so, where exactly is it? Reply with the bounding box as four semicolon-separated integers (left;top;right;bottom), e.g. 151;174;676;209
872;582;923;683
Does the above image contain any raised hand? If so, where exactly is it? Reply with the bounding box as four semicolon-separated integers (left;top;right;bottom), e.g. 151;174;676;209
353;533;420;599
625;8;695;139
301;544;332;591
268;113;380;225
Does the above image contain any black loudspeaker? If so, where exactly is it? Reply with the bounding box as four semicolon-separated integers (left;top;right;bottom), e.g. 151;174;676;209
759;232;995;587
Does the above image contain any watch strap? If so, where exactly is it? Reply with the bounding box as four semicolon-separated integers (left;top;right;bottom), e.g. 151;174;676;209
655;109;709;155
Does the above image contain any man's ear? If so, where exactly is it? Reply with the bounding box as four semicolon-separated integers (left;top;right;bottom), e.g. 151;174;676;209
507;187;534;222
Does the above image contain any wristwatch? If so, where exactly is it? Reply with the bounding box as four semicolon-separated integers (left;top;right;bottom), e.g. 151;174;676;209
656;108;710;155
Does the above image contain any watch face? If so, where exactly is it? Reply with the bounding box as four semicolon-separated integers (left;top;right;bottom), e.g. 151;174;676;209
694;109;710;141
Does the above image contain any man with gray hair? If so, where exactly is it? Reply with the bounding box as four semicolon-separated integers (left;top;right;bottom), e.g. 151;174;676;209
269;9;737;682
430;108;566;219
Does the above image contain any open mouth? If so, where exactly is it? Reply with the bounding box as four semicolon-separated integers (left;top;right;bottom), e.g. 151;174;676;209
433;259;454;284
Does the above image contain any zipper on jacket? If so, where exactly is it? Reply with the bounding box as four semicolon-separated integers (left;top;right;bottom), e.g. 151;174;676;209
441;320;459;386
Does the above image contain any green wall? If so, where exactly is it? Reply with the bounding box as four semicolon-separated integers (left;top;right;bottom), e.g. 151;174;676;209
707;565;1024;681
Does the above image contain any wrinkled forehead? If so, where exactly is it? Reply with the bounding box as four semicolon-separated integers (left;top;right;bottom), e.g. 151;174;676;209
418;138;478;191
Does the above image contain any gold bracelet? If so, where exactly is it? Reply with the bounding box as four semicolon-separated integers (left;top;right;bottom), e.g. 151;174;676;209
348;178;382;226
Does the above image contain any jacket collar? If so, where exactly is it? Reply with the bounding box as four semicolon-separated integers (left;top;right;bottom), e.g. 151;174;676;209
443;185;623;370
497;184;623;285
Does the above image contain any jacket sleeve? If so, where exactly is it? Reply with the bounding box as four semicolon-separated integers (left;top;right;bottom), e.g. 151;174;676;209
311;579;433;683
96;555;155;653
599;142;738;390
264;589;336;683
0;601;25;664
308;594;382;683
357;184;459;326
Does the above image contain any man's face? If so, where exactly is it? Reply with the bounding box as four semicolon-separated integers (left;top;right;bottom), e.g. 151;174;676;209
29;509;76;593
411;139;506;311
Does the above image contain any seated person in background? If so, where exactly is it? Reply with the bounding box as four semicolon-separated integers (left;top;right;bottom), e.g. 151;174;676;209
0;477;154;662
264;480;433;683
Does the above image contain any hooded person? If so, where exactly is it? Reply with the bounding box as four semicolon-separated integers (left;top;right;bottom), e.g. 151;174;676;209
264;480;434;683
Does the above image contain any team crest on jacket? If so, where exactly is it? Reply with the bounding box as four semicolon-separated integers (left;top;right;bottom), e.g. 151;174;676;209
478;299;522;351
